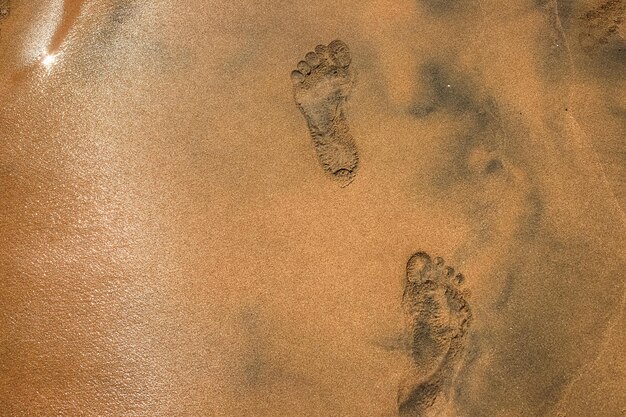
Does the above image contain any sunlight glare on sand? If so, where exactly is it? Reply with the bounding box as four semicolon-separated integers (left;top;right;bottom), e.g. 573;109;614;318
41;53;58;70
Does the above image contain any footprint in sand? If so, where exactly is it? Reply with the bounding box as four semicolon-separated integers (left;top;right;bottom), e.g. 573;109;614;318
290;40;359;186
0;0;9;19
398;252;472;417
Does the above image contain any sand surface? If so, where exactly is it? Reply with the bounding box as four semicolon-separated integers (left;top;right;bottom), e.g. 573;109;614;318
0;0;625;416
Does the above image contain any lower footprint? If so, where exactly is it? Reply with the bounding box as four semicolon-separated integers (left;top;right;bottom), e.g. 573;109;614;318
291;40;359;186
398;252;472;416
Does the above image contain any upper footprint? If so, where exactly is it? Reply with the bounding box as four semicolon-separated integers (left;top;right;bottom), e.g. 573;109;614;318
291;40;359;186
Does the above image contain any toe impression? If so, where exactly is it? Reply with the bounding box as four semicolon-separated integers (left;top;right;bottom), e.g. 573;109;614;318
291;70;304;84
329;39;352;68
305;51;321;68
406;252;433;283
297;60;311;75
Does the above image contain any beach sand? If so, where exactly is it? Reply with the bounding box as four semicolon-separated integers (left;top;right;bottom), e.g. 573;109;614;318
0;0;624;415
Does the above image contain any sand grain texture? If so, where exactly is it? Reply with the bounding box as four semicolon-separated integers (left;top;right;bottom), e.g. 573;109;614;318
0;0;624;416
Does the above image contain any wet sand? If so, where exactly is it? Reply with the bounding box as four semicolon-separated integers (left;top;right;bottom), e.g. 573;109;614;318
0;0;625;416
